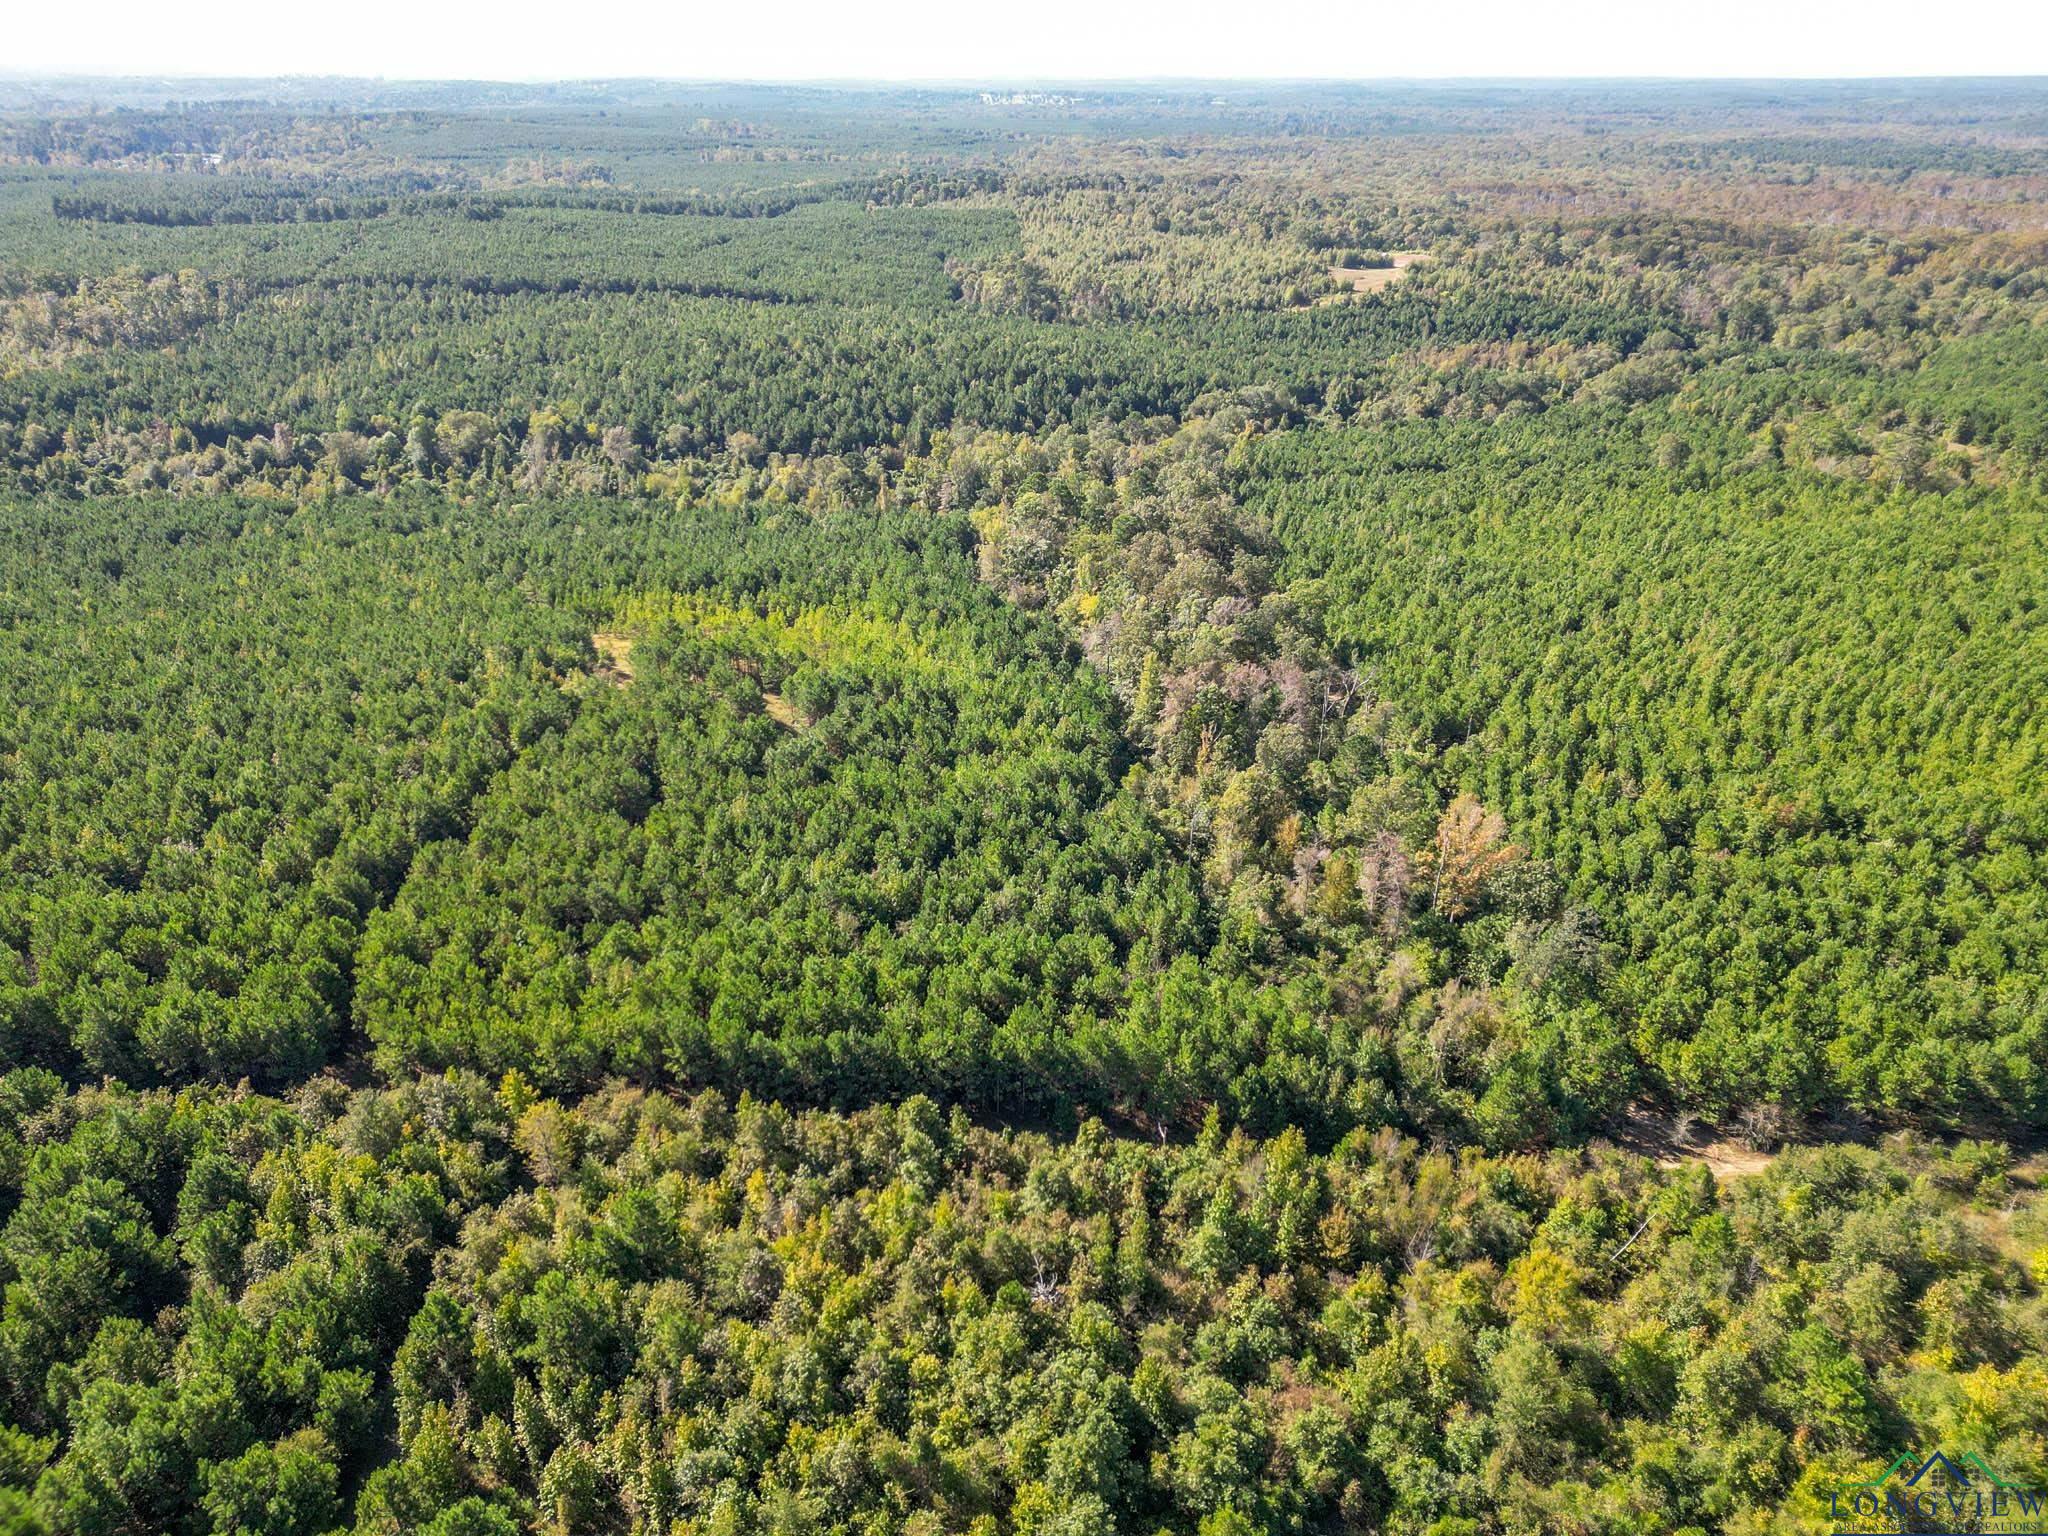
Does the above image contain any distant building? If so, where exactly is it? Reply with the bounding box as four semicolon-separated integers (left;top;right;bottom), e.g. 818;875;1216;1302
979;91;1079;108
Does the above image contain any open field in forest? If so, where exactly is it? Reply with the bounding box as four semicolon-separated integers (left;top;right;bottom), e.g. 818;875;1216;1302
1323;248;1431;296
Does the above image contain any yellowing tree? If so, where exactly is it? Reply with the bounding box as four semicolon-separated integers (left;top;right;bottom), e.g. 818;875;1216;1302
1502;1241;1590;1339
1428;793;1522;919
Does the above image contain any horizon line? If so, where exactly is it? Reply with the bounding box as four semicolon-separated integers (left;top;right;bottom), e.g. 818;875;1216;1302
7;70;2048;88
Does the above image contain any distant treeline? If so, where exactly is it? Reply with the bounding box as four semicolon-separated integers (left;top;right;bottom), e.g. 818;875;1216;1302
48;170;1003;228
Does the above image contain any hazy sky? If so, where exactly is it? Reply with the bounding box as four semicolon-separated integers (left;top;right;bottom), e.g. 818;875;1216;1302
10;0;2046;82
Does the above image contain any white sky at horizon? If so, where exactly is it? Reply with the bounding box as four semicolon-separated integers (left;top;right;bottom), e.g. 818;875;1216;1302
7;0;2046;84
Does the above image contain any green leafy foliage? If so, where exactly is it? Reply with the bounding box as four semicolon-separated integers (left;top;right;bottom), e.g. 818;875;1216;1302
2;1076;2045;1535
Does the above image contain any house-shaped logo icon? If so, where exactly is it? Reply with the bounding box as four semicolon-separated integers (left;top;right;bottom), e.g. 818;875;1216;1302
1902;1451;1978;1489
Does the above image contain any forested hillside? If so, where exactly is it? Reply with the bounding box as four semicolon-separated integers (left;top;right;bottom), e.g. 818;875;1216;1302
0;77;2044;1536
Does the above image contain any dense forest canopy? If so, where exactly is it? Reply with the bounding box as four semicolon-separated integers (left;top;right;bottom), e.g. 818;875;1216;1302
0;75;2044;1536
